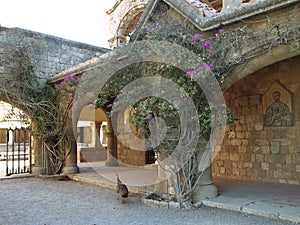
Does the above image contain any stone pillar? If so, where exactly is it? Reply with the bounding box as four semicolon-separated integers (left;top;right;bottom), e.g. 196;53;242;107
100;123;106;145
193;166;217;202
31;138;45;175
31;122;45;175
193;147;217;202
154;156;169;194
222;0;242;12
105;117;118;166
62;117;79;174
90;121;96;147
95;121;102;148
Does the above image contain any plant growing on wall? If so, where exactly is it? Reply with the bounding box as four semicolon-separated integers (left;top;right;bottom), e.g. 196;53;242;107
93;11;299;208
0;28;73;174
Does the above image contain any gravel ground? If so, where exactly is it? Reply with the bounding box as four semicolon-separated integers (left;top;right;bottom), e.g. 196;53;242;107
0;177;295;225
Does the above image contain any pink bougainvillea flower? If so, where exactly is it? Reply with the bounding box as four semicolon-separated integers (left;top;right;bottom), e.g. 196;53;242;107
192;34;203;40
54;83;60;89
64;74;72;80
63;73;78;81
206;64;214;70
215;34;220;40
186;70;195;77
219;29;225;33
54;81;65;89
146;28;151;34
197;66;205;71
202;41;211;49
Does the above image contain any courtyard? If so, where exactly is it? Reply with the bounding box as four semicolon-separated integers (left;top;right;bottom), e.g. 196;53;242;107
0;0;299;224
0;176;297;225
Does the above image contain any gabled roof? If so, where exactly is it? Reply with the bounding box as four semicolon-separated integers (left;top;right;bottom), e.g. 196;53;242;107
136;0;299;32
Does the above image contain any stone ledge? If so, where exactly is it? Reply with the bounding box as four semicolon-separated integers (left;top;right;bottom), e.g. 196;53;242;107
69;173;153;195
202;196;300;224
141;197;180;209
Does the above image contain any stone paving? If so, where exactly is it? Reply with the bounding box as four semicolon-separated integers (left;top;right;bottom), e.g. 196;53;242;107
0;176;297;225
69;162;300;224
1;161;299;224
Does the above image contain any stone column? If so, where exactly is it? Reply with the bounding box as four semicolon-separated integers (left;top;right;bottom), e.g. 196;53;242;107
62;116;79;174
31;122;45;175
90;121;96;147
193;144;217;202
105;117;118;166
95;121;102;148
154;156;177;195
193;166;217;202
31;138;45;175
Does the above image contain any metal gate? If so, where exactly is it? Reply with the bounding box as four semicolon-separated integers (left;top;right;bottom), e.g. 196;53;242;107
5;127;32;176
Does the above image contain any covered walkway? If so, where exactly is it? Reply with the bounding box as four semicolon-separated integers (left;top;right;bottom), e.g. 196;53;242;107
69;161;300;224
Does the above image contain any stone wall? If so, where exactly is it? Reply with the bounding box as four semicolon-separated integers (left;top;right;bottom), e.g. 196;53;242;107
116;113;147;166
0;129;6;143
212;55;300;185
0;27;108;83
117;142;147;166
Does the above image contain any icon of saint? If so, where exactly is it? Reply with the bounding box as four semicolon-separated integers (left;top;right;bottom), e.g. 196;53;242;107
264;91;291;126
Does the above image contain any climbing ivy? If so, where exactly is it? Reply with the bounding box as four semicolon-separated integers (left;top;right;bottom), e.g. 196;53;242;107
0;28;73;174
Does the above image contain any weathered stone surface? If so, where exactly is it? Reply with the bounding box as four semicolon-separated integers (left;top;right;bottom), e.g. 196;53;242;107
270;141;281;154
0;27;108;84
213;55;300;185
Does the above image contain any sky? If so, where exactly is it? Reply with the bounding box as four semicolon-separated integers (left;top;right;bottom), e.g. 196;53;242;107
0;0;116;48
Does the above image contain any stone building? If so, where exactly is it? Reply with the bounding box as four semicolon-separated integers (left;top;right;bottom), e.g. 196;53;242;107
103;0;300;192
0;27;108;175
47;0;300;202
1;0;299;203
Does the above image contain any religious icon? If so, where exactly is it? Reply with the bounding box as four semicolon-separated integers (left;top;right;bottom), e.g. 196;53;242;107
264;90;292;126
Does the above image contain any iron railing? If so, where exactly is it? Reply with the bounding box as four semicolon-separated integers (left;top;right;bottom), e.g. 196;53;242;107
5;127;32;176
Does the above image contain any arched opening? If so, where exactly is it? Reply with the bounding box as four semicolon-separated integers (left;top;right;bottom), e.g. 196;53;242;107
76;104;108;163
109;5;145;48
0;101;32;177
212;55;300;205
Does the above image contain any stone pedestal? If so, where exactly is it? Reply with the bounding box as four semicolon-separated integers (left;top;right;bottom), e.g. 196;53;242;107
105;153;118;166
31;123;44;175
62;144;80;173
193;166;217;202
32;166;45;175
62;165;79;174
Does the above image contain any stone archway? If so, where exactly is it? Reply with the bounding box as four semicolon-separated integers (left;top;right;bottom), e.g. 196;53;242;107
76;105;108;163
0;97;44;176
107;0;147;48
117;5;145;41
213;54;300;185
224;45;300;91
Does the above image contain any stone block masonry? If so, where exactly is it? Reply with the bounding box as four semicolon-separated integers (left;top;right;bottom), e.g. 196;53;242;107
213;55;300;185
0;27;109;83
